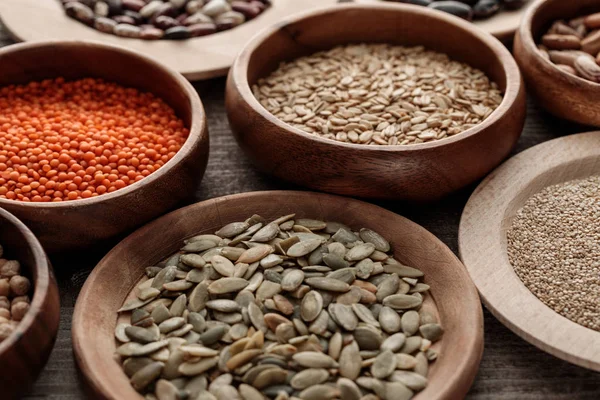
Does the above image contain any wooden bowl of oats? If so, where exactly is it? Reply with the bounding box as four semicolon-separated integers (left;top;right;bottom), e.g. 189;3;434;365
225;3;526;201
72;191;483;399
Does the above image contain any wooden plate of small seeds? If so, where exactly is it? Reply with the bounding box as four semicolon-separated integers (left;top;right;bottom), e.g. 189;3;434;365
0;0;338;80
459;131;600;372
73;191;483;400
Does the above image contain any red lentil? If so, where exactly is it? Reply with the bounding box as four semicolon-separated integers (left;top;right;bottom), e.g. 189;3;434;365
0;77;189;202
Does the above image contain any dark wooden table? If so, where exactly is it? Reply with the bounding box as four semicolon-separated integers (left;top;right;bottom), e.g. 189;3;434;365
1;25;599;400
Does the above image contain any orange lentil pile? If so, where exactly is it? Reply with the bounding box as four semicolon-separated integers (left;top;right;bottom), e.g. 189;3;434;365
0;78;189;202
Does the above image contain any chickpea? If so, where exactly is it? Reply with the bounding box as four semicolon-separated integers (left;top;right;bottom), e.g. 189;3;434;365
11;302;29;321
9;275;30;296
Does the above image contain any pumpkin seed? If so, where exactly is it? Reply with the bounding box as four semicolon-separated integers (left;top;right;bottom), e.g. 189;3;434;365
371;350;396;379
131;361;164;391
305;278;350;292
359;229;390;252
401;311;420;336
298;384;339;400
382;294;423;310
292;352;338;368
389;371;428;391
381;333;406;352
328;303;358;331
300;291;323;322
287;239;322;257
338;341;361;380
208;278;249;294
419;323;444;342
345;243;376;261
216;222;249;238
181;254;206;269
212;255;236;277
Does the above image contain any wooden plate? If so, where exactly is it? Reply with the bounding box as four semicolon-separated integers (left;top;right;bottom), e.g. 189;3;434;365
459;131;600;372
73;191;483;400
353;0;532;41
0;0;337;81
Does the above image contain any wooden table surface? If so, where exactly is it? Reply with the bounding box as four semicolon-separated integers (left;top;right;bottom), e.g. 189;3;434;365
1;25;599;400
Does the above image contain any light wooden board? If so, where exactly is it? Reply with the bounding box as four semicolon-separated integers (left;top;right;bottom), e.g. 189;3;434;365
354;0;532;41
0;0;337;81
459;131;600;372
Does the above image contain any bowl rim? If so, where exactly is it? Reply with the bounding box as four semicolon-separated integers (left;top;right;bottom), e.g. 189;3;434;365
229;2;523;152
518;0;600;88
0;207;53;355
0;39;207;208
72;190;484;400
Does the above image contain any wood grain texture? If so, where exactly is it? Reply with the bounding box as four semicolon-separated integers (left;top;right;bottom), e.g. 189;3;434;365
0;24;597;400
352;0;533;42
0;0;338;81
0;208;60;400
459;132;600;372
72;191;483;400
514;0;600;127
226;3;527;201
0;41;209;253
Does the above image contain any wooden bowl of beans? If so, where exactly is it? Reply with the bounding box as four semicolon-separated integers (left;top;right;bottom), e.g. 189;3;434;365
0;41;209;253
0;207;60;399
514;0;600;126
225;3;526;201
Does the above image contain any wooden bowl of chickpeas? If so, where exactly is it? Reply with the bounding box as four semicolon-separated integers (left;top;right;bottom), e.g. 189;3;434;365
0;207;60;399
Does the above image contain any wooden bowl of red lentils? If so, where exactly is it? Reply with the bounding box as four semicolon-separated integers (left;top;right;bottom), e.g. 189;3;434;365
0;207;60;398
0;40;209;253
226;3;526;201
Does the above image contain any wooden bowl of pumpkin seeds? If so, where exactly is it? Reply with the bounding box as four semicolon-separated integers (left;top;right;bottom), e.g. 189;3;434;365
226;3;526;201
72;190;483;400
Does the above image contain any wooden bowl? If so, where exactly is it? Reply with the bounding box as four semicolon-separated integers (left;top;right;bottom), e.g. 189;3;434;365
0;40;209;253
72;191;484;400
225;3;526;201
459;131;600;372
514;0;600;126
353;0;534;42
0;0;338;81
0;207;60;399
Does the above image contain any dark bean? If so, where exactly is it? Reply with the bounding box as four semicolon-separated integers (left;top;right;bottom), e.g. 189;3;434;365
105;0;122;16
473;0;501;19
64;2;95;25
151;3;178;22
176;13;189;24
502;0;526;9
154;15;180;30
140;27;165;40
94;16;118;33
164;26;191;40
250;0;268;11
123;10;143;24
454;0;478;6
428;1;474;21
231;1;262;18
188;22;218;37
112;15;137;25
216;19;235;31
122;0;145;12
